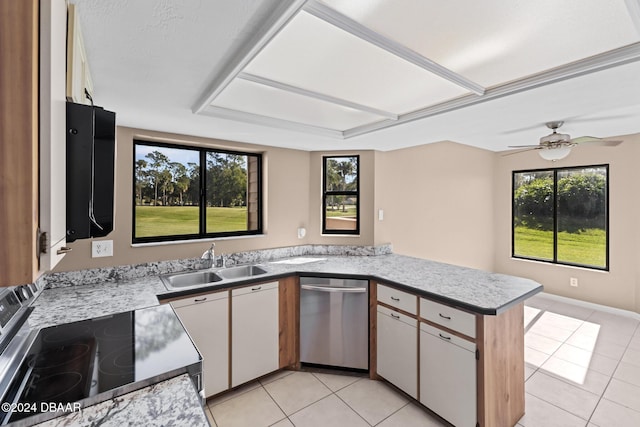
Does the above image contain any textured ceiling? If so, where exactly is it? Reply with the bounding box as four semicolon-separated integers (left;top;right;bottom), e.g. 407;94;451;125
72;0;640;152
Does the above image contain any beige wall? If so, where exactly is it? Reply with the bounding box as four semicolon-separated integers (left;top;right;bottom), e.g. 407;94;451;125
493;133;640;312
374;142;496;271
55;127;312;271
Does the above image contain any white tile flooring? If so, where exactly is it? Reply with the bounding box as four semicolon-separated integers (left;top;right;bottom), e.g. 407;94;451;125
203;294;640;427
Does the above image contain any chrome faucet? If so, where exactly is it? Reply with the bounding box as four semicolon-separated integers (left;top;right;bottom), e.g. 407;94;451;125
200;243;215;269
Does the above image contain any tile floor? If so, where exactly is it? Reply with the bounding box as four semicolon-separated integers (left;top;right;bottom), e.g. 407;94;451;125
203;294;640;427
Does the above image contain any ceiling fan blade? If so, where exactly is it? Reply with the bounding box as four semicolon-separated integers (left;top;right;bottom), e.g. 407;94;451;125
501;147;540;156
573;138;623;147
507;144;540;148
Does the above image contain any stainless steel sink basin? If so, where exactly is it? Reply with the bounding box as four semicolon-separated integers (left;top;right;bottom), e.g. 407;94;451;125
217;265;268;280
161;270;223;289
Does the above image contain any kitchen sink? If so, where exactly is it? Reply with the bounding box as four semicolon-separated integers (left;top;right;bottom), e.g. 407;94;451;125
217;265;268;280
160;270;223;289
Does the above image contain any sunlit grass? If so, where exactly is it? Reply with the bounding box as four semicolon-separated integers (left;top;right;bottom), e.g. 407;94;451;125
135;206;248;237
514;226;606;268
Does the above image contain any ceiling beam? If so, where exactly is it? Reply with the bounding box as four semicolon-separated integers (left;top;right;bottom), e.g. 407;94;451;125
303;0;486;96
191;0;308;114
625;0;640;36
344;42;640;138
237;72;398;120
200;105;346;139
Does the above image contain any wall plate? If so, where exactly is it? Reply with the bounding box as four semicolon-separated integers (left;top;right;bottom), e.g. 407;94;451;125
92;240;113;258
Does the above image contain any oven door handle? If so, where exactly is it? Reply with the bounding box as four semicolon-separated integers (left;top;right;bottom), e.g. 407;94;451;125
301;284;367;293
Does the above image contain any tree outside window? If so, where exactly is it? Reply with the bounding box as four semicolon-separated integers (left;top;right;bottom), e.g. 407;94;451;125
323;156;359;235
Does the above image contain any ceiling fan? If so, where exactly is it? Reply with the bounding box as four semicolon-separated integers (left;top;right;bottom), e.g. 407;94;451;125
506;121;622;160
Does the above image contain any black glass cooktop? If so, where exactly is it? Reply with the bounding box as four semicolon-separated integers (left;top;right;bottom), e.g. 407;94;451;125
1;304;201;424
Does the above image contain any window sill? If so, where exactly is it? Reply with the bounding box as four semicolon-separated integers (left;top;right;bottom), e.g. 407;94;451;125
131;234;266;248
509;256;609;273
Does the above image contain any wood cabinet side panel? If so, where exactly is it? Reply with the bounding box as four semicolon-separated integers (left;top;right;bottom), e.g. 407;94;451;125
477;302;525;427
0;0;39;286
279;276;300;369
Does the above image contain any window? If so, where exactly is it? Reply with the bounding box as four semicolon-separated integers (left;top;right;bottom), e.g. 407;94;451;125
322;155;359;235
512;165;608;270
133;140;262;243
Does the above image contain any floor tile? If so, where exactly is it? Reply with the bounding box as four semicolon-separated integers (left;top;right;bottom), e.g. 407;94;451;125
590;398;640;427
528;321;574;342
269;419;294;427
524;306;542;329
336;378;408;425
312;372;360;392
288;395;369;427
566;332;627;361
553;343;619;377
628;334;640;351
524;365;536;381
207;381;261;407
259;369;295;385
376;403;447;427
525;346;551;368
536;311;584;331
264;371;331;415
205;407;217;427
621;348;640;368
540;356;610;396
526;371;599;420
517;393;587;427
209;386;285;427
613;360;640;387
603;378;640;412
524;295;555;311
525;332;563;355
546;302;594;321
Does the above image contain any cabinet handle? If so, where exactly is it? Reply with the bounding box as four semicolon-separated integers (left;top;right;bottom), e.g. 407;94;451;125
57;247;73;254
390;296;400;302
391;313;400;320
438;313;451;320
194;297;207;302
438;333;451;340
251;286;262;291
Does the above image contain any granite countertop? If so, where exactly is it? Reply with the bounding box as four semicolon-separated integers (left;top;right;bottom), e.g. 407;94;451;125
25;250;542;427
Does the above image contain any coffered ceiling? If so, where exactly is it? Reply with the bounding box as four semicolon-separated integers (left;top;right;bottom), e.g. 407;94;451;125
71;0;640;151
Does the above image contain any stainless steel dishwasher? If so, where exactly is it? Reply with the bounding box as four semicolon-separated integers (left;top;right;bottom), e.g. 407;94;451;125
299;277;369;371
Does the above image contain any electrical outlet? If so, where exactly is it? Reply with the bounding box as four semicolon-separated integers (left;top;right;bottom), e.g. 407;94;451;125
92;240;113;258
378;209;384;221
570;277;578;287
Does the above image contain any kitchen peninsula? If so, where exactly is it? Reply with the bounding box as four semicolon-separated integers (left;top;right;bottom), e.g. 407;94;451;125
25;249;542;427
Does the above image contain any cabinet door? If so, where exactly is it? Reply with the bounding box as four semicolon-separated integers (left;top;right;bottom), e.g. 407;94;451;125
172;292;229;397
420;323;476;427
376;306;418;398
232;282;279;387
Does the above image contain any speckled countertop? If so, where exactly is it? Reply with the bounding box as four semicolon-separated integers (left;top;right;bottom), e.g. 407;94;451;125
25;251;542;427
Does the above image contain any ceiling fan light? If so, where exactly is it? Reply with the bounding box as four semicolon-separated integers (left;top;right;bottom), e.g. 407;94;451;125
539;146;571;161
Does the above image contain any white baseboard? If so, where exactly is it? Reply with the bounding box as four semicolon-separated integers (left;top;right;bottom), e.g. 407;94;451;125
537;292;640;321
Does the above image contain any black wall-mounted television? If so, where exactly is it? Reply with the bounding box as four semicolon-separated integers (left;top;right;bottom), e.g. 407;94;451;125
66;102;116;242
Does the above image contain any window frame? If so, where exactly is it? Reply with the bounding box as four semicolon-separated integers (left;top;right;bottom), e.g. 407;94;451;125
511;164;609;271
322;155;360;235
132;139;263;244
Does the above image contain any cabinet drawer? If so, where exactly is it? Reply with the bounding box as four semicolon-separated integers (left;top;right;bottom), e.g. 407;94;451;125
170;290;228;309
377;305;417;328
420;298;476;338
231;281;278;297
377;284;417;315
420;322;476;352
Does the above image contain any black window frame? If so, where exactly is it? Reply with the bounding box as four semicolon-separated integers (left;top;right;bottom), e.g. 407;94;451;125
132;139;263;244
322;155;360;235
512;164;609;271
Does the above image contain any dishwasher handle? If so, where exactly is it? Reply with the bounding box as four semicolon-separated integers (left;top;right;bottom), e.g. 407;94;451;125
301;284;367;293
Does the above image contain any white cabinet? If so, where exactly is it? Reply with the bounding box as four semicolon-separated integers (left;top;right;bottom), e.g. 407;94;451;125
66;3;93;104
420;322;476;427
377;283;417;315
39;0;68;271
377;305;418;398
231;281;279;387
171;291;229;397
420;298;476;338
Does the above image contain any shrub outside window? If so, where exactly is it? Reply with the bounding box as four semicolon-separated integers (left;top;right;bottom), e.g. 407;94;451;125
133;140;262;243
512;165;608;270
323;155;359;235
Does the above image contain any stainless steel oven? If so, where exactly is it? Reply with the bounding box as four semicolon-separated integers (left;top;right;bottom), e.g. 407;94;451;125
299;277;369;371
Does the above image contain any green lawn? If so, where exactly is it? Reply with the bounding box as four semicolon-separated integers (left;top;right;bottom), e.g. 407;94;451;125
135;206;248;237
326;205;357;218
514;226;606;267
